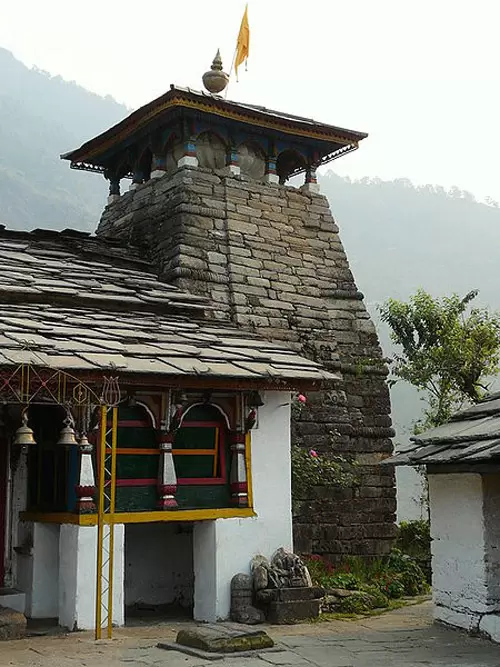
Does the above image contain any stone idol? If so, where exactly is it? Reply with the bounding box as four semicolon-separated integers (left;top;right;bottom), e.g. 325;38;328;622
230;548;324;625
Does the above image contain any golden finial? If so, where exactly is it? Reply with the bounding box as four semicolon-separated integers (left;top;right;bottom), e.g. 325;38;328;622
202;49;229;94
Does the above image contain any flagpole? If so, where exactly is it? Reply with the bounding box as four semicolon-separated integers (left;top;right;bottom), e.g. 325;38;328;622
225;46;238;99
225;2;249;99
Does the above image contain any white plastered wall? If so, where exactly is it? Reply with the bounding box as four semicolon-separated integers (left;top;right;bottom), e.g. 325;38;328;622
193;390;293;621
125;523;193;608
429;473;488;630
59;524;124;630
29;523;60;618
428;471;500;642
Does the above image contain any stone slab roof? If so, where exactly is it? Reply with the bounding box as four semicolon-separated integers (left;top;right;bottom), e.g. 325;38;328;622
385;393;500;466
0;228;337;388
0;227;208;314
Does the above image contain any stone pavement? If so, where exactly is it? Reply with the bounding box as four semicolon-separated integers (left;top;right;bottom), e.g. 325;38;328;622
1;602;499;667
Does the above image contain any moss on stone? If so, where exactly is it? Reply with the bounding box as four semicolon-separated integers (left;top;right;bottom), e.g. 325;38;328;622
176;628;274;653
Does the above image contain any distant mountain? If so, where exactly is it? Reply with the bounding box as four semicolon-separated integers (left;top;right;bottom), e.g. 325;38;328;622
2;46;499;482
0;48;128;230
319;173;500;441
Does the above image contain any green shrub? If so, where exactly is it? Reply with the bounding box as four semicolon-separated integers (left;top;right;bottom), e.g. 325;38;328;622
361;585;390;609
386;549;429;596
327;572;360;590
303;549;427;603
395;520;431;583
374;574;405;599
338;593;373;614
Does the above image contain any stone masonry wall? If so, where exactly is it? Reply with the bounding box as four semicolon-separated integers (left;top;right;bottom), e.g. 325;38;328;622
97;166;396;560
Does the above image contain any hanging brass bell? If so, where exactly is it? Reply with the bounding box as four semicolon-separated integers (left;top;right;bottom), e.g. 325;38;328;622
14;410;36;447
248;391;264;409
57;414;78;446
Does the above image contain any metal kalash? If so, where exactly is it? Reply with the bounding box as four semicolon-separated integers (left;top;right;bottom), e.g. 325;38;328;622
0;359;121;640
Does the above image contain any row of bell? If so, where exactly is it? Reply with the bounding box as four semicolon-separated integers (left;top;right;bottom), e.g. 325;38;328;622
13;410;86;447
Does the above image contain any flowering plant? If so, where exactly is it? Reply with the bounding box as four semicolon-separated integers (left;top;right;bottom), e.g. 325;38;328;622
290;393;358;509
290;444;357;508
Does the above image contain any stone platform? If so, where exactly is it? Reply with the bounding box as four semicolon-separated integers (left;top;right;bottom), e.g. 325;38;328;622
0;605;27;640
256;587;324;624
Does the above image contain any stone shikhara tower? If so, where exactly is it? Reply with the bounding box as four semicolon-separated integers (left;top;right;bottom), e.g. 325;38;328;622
64;76;395;560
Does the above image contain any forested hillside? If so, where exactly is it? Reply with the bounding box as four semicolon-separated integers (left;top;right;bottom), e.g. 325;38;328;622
0;47;127;230
320;173;500;440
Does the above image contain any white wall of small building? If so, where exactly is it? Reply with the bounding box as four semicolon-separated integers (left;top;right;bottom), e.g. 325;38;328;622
428;471;500;642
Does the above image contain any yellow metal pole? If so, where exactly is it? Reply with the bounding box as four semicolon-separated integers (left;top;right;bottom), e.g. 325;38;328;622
107;406;118;638
95;405;107;640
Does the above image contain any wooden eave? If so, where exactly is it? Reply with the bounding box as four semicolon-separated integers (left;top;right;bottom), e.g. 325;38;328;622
61;86;368;167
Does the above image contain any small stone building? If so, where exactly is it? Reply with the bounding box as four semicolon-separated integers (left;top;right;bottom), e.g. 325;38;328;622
388;393;500;642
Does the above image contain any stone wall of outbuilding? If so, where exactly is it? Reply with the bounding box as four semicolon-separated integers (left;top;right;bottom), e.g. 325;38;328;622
97;166;396;561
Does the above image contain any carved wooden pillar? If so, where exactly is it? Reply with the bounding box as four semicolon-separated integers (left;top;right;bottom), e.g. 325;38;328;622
227;145;240;176
157;391;179;509
303;165;320;193
157;431;178;509
75;434;96;513
177;140;198;168
230;432;248;507
151;154;167;179
265;155;279;184
104;169;121;204
129;167;145;190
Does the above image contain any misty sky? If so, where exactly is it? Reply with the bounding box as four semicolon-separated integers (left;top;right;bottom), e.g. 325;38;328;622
1;1;499;201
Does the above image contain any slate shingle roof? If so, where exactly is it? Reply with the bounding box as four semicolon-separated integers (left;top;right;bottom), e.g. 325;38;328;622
0;228;337;387
386;393;500;466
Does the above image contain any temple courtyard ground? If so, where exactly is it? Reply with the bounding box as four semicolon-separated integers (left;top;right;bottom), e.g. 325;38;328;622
2;601;499;666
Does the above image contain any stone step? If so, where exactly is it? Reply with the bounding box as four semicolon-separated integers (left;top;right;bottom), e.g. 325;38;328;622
0;605;27;640
0;588;25;614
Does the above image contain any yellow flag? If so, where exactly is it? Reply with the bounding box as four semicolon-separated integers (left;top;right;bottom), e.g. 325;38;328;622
235;4;250;79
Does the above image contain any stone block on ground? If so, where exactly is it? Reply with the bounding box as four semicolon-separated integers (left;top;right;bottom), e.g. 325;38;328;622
267;599;321;624
0;605;27;640
231;572;265;624
256;586;324;604
175;626;274;653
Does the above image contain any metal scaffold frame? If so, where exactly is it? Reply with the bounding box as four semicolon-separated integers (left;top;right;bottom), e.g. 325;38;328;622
95;405;118;640
0;356;121;640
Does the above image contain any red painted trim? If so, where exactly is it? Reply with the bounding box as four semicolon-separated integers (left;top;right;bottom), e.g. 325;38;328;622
116;479;156;487
115;477;227;487
178;477;225;486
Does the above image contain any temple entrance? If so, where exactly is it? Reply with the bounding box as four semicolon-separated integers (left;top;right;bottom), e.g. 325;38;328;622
124;523;194;622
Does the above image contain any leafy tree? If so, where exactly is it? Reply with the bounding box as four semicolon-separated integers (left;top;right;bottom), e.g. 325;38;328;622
379;289;500;428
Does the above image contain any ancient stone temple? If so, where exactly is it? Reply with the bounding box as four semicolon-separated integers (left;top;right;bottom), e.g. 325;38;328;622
63;69;395;560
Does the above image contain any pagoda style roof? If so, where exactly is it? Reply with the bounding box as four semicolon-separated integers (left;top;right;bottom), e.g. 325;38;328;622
385;393;500;467
0;228;337;389
62;85;367;172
